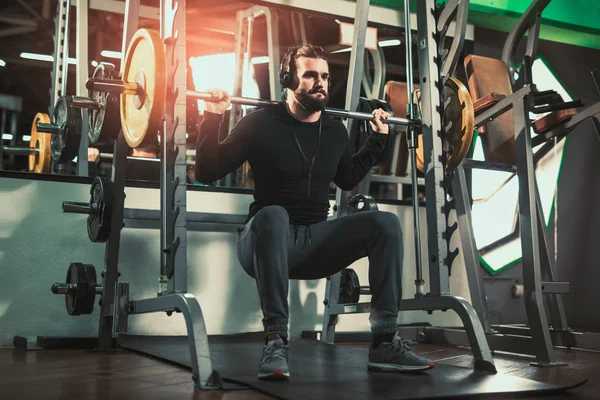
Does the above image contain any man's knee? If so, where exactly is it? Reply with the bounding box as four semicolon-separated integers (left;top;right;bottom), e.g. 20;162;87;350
253;205;290;235
370;211;402;238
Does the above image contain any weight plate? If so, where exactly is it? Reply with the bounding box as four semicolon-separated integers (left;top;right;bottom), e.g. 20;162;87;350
50;96;83;163
89;63;121;144
83;264;97;314
120;29;166;148
87;176;114;243
66;262;88;316
349;194;379;213
339;268;361;304
28;113;52;173
415;77;475;174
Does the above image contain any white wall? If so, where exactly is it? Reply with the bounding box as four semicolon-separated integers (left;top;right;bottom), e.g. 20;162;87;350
0;175;471;347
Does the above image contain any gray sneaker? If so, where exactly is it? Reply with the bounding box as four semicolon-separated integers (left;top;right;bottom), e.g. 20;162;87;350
258;334;290;380
368;332;435;372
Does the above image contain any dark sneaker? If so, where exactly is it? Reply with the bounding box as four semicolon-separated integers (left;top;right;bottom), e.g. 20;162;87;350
368;332;435;372
258;334;290;380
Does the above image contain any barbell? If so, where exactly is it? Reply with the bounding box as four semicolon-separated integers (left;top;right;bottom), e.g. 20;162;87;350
16;28;474;175
85;29;419;149
51;262;101;315
3;109;196;174
81;28;475;174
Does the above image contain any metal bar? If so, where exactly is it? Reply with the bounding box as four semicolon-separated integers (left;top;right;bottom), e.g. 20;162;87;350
462;159;517;172
126;294;221;389
321;0;371;345
123;208;247;225
513;93;559;366
475;85;532;128
72;96;100;110
2;145;197;166
439;0;470;79
189;90;417;126
120;0;141;73
329;302;372;315
532;100;581;114
85;79;143;95
163;0;189;297
501;0;551;80
417;0;448;296
97;0;141;352
99;152;195;166
50;0;68;114
61;0;72;99
534;179;569;328
263;7;281;101
51;283;104;295
541;282;570;294
62;201;92;214
404;0;424;298
370;173;425;185
525;12;541;61
453;165;493;332
251;0;475;40
2;146;37;155
400;296;496;372
531;101;600;147
114;282;129;334
89;81;419;127
36;123;60;134
97;133;129;350
76;0;90;177
88;0;159;20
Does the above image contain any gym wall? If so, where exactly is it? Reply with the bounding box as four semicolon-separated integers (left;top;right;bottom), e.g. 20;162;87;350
473;27;600;329
0;173;473;347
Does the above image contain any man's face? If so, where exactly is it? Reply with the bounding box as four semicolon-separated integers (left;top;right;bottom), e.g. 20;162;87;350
292;56;330;112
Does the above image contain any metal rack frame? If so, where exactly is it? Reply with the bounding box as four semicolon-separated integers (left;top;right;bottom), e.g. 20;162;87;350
317;0;496;374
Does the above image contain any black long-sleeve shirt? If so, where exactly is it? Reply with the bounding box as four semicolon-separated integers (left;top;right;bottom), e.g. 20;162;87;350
195;103;387;225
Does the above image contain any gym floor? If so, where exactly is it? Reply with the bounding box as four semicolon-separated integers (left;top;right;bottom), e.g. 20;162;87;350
2;342;598;399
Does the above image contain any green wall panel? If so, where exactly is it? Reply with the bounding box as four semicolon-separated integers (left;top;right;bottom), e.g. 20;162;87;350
365;0;600;50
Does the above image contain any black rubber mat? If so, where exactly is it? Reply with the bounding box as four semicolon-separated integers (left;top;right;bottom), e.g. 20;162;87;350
118;333;587;400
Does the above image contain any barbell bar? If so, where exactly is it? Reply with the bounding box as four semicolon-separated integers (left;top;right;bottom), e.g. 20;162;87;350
3;145;196;167
186;90;418;127
86;78;419;129
51;282;104;295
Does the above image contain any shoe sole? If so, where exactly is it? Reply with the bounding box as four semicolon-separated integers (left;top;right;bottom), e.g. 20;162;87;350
258;370;290;380
367;361;435;372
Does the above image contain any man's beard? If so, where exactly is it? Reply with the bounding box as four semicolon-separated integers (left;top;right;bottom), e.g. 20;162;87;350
293;87;329;112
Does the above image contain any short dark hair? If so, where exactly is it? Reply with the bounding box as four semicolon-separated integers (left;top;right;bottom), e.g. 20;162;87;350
280;44;328;89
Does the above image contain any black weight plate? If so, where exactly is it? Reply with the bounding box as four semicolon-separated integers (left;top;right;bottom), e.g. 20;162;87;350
87;176;114;243
339;268;361;304
66;262;88;316
83;264;97;314
51;96;82;163
88;63;121;144
349;194;379;213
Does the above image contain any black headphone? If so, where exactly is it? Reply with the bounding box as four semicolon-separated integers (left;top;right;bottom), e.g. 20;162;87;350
279;47;299;90
278;46;331;91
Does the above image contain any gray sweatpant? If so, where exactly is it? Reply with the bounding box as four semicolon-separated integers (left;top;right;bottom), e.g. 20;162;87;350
236;205;404;339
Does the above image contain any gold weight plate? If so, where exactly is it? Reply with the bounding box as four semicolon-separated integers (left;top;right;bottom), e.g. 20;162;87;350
120;29;166;148
29;113;52;173
415;77;475;174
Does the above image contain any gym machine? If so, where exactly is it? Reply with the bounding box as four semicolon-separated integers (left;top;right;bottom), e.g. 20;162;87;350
400;0;600;366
